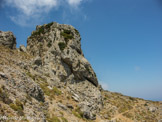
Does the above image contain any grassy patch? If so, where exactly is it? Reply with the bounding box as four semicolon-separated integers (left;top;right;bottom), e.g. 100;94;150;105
72;111;82;119
31;22;53;37
47;116;60;122
53;87;62;96
61;117;68;122
72;107;83;119
40;83;61;97
40;82;51;96
9;100;24;116
118;104;133;113
26;72;35;80
123;112;133;119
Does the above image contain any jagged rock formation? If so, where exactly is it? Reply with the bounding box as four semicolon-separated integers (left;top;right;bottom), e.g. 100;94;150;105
26;22;102;120
0;31;16;49
27;22;98;87
0;22;161;122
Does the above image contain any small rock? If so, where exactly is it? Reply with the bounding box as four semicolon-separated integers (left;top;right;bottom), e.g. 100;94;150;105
0;72;8;79
103;114;109;119
66;104;74;109
148;106;157;112
83;110;96;120
19;45;26;52
47;86;52;90
72;96;79;102
58;103;67;110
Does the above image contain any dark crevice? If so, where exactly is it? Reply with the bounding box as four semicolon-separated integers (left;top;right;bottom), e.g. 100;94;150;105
84;76;97;87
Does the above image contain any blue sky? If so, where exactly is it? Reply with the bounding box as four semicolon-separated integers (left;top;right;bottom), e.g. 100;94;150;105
0;0;162;101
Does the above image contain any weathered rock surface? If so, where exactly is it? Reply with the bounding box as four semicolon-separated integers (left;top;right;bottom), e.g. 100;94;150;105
27;22;98;87
26;22;102;119
0;31;16;49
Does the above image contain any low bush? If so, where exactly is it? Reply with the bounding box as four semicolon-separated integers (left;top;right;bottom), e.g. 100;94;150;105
58;42;66;51
60;30;73;41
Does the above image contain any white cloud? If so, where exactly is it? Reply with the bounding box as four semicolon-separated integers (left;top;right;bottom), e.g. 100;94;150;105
66;0;83;7
3;0;89;26
5;0;58;16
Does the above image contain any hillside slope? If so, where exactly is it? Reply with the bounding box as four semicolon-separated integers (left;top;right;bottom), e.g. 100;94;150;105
0;22;161;122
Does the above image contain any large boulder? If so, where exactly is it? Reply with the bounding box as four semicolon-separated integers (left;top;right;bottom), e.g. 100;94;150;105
0;31;16;49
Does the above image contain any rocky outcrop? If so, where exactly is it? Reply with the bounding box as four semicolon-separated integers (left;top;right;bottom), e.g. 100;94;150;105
27;22;98;87
0;31;16;49
26;22;102;119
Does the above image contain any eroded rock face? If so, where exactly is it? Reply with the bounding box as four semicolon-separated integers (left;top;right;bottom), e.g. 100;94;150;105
27;22;102;119
0;31;16;49
27;22;98;87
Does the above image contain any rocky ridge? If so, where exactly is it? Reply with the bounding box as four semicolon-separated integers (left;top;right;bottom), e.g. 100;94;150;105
0;22;161;122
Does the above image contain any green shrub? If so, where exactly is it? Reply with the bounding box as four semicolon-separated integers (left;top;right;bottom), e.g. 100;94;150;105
47;41;52;47
64;30;71;34
60;30;73;41
31;26;45;36
10;103;20;111
45;22;53;29
58;42;66;51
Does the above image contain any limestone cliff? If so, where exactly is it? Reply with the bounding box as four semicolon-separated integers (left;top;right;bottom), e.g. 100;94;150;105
0;22;161;122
